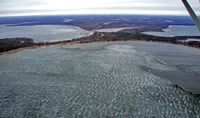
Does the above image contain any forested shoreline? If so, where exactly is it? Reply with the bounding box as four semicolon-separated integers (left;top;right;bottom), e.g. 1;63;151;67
0;38;34;52
1;31;200;55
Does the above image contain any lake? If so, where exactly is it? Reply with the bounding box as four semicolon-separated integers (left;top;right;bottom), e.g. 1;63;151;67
0;25;92;42
0;42;199;117
97;27;133;32
143;25;200;37
180;38;200;42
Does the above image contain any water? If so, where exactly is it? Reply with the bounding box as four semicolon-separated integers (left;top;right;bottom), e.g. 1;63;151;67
0;44;199;117
0;25;92;42
143;25;200;37
97;27;133;32
180;38;200;42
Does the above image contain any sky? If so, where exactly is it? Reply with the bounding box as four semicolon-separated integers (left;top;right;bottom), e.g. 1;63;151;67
0;0;200;17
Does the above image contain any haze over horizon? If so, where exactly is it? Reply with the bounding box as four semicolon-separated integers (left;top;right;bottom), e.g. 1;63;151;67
0;0;200;17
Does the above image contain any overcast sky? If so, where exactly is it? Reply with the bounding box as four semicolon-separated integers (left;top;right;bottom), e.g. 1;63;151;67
0;0;200;17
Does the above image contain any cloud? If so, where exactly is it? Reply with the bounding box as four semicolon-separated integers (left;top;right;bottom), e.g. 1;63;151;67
0;0;200;16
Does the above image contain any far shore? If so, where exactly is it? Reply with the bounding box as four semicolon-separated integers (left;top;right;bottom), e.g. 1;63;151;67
0;40;115;56
1;38;200;56
1;23;200;56
0;42;63;56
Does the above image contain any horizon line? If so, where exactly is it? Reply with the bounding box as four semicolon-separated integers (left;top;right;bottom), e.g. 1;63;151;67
0;13;193;18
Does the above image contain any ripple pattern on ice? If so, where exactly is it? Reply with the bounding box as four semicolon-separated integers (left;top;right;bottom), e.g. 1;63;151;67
0;44;199;117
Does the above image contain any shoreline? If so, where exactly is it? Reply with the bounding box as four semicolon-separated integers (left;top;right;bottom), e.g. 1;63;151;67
1;23;200;56
0;39;200;56
0;42;64;56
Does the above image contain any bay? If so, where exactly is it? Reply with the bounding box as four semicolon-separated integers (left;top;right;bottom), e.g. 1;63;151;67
0;25;92;42
96;27;133;32
143;25;200;37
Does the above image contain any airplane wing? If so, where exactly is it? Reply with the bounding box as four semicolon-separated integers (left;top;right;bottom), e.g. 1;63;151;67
182;0;200;32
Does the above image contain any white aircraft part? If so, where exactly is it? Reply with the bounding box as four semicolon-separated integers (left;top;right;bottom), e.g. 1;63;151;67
182;0;200;32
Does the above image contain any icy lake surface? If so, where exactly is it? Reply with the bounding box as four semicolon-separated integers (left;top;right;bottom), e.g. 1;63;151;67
0;44;200;117
0;25;92;42
96;27;133;32
143;25;200;37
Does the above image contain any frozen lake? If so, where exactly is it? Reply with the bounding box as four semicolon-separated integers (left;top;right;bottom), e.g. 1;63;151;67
143;25;200;37
97;27;133;32
0;25;92;42
0;42;200;117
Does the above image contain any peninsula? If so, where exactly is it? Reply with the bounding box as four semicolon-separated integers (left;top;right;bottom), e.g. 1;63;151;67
0;15;200;55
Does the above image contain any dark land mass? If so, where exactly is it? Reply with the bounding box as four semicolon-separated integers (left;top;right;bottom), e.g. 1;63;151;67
0;15;196;30
0;38;34;52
